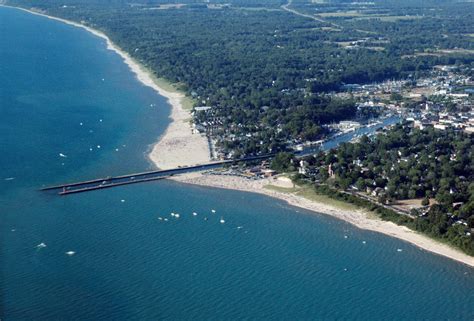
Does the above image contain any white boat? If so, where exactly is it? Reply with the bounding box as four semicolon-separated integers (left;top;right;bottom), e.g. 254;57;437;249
36;243;47;248
220;217;225;224
175;214;180;218
65;251;76;256
367;121;380;127
192;212;198;216
59;153;67;158
211;209;216;213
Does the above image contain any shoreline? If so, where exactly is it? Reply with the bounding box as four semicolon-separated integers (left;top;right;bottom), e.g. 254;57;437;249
171;172;474;268
2;4;211;170
5;4;473;269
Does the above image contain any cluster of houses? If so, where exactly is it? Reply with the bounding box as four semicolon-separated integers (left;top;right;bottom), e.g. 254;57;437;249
403;66;474;133
408;110;474;134
342;79;407;95
206;161;277;180
341;65;474;135
191;64;472;161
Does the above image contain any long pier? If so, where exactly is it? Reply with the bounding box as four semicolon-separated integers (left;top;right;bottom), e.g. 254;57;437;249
41;154;276;196
41;116;401;196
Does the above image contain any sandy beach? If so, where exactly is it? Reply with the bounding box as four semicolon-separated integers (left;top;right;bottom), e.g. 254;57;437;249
171;172;474;268
6;5;473;269
3;5;211;170
148;99;211;169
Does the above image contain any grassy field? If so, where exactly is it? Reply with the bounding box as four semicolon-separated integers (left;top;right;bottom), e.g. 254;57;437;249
318;10;366;18
335;41;354;47
403;48;474;59
319;26;342;32
296;186;362;211
355;15;421;22
365;46;385;51
318;10;421;22
153;77;195;111
264;183;362;212
143;4;185;10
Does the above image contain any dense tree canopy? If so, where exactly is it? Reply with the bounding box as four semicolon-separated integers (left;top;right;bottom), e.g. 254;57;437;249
8;0;474;154
301;125;474;254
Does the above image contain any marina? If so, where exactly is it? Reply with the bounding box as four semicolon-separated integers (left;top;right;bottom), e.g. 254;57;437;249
41;116;401;196
2;6;472;321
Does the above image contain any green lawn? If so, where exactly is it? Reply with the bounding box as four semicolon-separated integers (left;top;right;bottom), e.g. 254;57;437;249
153;77;195;111
264;183;362;212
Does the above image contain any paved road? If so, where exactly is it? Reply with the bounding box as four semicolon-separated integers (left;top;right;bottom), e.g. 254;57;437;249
281;0;375;35
281;0;342;29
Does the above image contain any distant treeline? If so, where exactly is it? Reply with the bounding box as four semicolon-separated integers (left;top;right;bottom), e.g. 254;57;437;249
7;0;474;155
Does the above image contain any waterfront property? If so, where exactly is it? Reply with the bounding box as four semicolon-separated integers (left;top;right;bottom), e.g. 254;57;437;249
1;5;473;321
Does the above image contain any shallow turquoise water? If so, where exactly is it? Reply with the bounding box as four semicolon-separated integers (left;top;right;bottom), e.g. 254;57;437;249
1;7;473;320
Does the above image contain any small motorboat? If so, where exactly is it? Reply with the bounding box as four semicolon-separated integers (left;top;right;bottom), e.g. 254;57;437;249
36;243;47;249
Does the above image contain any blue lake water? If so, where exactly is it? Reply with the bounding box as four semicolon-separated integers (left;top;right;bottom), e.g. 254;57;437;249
1;6;473;320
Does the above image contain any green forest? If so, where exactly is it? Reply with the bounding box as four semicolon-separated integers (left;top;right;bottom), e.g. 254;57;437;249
5;0;474;253
7;0;474;155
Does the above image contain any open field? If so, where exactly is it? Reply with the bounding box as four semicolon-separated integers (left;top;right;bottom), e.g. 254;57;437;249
354;15;422;22
153;78;195;111
143;4;185;10
265;184;364;212
318;10;421;22
319;26;342;32
404;48;474;58
391;198;437;212
318;10;366;18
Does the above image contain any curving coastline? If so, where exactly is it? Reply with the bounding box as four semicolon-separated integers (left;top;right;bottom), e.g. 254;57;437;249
5;4;473;269
2;4;211;170
171;172;474;268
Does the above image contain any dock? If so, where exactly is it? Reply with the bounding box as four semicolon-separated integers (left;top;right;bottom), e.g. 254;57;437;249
41;154;275;196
